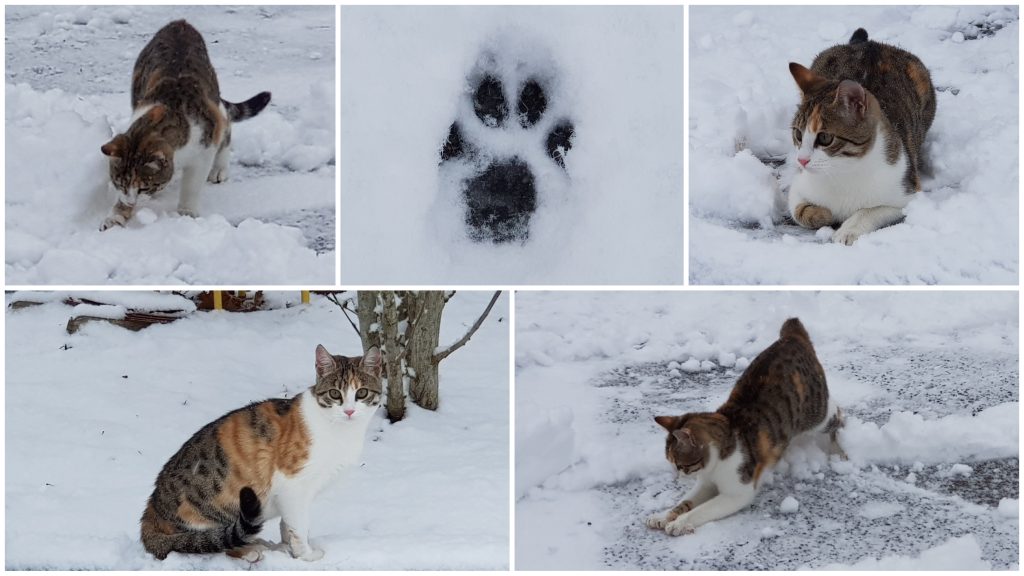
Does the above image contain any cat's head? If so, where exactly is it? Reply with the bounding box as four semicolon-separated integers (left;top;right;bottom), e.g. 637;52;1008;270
101;105;175;200
653;413;722;476
788;63;881;173
312;344;382;422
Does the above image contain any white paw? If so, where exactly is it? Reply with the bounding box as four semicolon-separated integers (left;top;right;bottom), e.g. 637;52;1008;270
665;518;695;537
177;207;198;218
832;221;867;245
239;548;263;563
646;514;668;529
99;215;125;231
296;547;324;561
207;167;229;183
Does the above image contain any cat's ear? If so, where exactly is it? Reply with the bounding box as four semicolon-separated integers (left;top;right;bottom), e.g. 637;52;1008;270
789;62;827;94
654;415;680;431
101;135;127;158
315;344;337;377
672;427;697;447
361;346;382;377
835;80;867;122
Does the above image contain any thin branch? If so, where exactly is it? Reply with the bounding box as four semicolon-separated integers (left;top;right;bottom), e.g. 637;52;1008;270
326;292;361;339
432;291;501;364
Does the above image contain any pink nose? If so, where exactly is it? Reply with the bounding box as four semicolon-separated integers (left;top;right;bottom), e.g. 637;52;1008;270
798;157;810;167
344;409;355;417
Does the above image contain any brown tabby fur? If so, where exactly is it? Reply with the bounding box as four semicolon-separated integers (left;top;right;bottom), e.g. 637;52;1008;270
655;318;844;488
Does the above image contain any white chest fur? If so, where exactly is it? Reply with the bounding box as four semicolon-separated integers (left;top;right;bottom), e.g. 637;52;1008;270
789;125;910;222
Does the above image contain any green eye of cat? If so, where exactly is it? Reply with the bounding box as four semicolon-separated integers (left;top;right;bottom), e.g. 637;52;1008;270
355;389;368;400
815;132;834;146
792;127;803;143
328;389;341;399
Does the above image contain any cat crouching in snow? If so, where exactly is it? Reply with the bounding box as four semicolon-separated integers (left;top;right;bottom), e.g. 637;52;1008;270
100;20;270;231
646;318;846;536
787;28;935;245
140;345;381;562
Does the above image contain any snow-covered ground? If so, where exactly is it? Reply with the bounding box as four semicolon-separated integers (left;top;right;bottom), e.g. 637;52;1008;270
340;6;684;284
689;5;1019;285
5;5;336;285
5;291;509;569
516;291;1018;569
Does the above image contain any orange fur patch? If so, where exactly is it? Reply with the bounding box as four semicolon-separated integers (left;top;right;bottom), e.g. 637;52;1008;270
753;430;783;486
205;98;226;145
176;499;216;529
792;372;806;403
907;62;931;100
808;104;823;134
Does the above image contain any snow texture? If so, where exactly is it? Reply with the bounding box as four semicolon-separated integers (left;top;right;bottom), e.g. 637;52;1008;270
340;6;684;284
5;291;509;569
5;5;335;285
689;5;1019;285
516;291;1018;570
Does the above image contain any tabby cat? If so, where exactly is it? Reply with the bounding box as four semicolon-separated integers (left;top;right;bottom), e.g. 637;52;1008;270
646;318;845;536
100;20;271;231
788;28;935;245
140;345;381;561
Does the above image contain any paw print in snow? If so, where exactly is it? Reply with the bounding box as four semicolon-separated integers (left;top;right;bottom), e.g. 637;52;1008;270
439;45;575;244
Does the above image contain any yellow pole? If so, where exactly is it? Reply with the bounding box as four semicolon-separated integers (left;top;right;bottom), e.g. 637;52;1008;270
301;290;310;304
238;290;246;298
213;291;223;310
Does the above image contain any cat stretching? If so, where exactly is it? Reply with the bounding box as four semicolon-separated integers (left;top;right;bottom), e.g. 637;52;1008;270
788;28;935;245
646;318;845;536
140;345;381;561
100;20;271;231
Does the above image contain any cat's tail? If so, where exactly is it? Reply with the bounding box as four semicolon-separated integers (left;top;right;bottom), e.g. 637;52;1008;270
849;28;869;44
141;487;264;560
224;92;272;122
779;317;811;341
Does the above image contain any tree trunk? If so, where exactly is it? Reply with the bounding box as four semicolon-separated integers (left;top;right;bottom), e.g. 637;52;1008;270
379;291;405;423
356;292;381;353
406;292;446;411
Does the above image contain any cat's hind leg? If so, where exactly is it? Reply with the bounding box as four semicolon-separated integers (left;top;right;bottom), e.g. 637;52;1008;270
646;478;716;530
208;132;231;184
665;484;756;536
178;156;216;217
792;202;834;229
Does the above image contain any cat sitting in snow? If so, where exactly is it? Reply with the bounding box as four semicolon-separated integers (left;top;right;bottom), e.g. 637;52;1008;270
787;28;935;245
100;20;270;231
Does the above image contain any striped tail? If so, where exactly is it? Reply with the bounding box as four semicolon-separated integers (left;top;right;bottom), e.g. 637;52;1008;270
223;92;272;122
141;487;263;560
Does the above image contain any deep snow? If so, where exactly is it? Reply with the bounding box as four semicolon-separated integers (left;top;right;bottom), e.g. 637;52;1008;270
5;5;336;285
515;291;1018;569
340;6;684;284
689;5;1019;285
5;291;509;569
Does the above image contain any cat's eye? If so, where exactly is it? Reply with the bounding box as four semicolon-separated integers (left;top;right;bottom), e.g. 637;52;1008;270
328;389;341;399
355;389;369;400
792;127;802;143
815;132;834;147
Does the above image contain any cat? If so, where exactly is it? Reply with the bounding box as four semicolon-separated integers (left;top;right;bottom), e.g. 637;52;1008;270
100;20;271;231
646;318;845;536
787;28;935;245
140;345;381;562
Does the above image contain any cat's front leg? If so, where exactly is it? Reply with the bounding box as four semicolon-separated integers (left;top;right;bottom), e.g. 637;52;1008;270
279;507;324;561
665;487;756;536
832;205;905;245
100;191;138;231
646;479;715;529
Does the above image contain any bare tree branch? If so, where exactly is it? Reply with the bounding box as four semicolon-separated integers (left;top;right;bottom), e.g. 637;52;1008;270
326;292;361;339
432;291;501;364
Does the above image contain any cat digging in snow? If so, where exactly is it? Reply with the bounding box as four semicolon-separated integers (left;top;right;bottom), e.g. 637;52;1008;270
647;318;846;536
100;20;270;231
140;345;381;561
787;28;935;245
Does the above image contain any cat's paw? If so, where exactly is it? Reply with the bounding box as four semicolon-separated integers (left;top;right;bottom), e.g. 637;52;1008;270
664;518;696;537
439;45;575;244
99;214;126;231
831;222;864;246
646;514;669;529
177;207;198;218
296;547;324;562
207;166;229;184
793;202;833;229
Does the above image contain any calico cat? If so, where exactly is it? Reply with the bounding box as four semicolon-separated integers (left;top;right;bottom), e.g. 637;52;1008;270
100;20;271;231
140;345;381;561
646;318;845;536
788;28;935;245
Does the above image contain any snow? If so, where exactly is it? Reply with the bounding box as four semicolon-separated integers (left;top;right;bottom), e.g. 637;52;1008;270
689;5;1019;284
5;291;509;569
516;291;1018;569
9;290;196;313
778;496;799;514
340;6;684;284
815;534;991;570
997;498;1018;518
5;5;335;285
